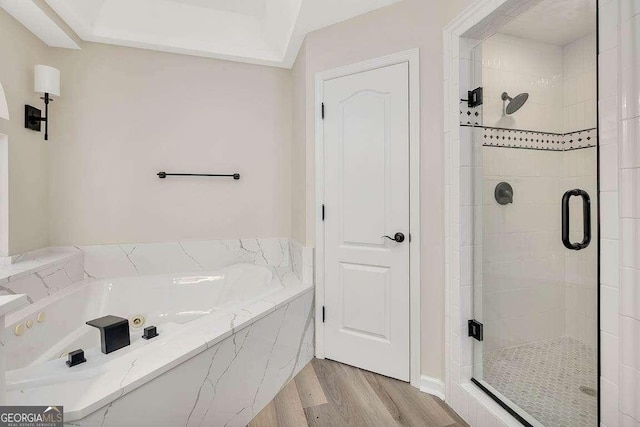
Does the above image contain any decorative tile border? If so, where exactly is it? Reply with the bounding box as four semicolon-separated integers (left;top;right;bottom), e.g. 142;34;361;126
564;128;597;150
459;104;597;151
481;126;564;150
459;101;482;126
477;126;597;151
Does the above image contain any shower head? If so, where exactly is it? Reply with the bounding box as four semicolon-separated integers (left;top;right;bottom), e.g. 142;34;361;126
501;92;529;115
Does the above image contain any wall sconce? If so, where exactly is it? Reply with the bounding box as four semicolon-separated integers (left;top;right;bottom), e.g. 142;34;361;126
25;65;60;141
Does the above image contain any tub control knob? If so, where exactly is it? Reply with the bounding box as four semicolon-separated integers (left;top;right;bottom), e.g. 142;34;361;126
66;349;87;367
14;324;24;336
142;326;159;340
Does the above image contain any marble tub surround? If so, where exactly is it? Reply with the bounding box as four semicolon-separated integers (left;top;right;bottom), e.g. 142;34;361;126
0;295;28;405
65;290;314;427
0;237;314;307
0;247;84;304
289;239;314;285
77;237;300;280
0;247;57;266
6;266;313;425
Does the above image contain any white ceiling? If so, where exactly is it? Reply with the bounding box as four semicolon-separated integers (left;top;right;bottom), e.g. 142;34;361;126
500;0;596;46
0;0;401;68
168;0;266;16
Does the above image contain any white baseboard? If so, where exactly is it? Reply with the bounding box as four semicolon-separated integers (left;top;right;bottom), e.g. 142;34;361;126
420;375;446;401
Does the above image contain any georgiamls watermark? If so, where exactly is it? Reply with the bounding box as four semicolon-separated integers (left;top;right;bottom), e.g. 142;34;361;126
0;406;63;427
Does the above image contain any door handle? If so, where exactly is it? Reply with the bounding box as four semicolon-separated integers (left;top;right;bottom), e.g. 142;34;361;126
562;189;591;250
382;232;405;243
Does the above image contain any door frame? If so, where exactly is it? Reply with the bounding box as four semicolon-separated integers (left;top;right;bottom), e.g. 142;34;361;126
314;49;421;388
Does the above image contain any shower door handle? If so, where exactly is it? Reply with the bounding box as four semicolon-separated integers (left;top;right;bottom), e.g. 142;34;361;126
562;189;591;250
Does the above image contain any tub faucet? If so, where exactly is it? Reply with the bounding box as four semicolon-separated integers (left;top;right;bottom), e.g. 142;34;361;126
86;315;131;354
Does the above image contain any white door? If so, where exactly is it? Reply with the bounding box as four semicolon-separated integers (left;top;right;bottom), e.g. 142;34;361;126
323;62;410;381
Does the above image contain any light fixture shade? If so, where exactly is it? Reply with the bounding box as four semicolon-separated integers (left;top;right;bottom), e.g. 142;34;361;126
34;65;60;97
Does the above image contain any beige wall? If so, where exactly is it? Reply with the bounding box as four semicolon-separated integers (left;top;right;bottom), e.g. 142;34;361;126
47;43;292;246
0;10;52;255
292;0;474;379
291;43;307;244
1;10;293;252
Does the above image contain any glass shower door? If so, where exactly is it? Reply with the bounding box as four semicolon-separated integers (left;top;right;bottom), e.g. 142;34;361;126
469;21;599;427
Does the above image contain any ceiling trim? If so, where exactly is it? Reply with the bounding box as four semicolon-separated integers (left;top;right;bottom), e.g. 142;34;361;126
0;0;80;49
4;0;403;68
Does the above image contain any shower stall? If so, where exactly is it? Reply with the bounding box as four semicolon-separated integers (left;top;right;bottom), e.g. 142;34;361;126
463;1;599;425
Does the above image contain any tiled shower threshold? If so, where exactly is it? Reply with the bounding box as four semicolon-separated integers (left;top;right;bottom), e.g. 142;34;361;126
481;336;597;427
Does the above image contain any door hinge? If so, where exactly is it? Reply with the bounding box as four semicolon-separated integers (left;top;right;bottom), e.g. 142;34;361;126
321;103;325;119
468;319;483;342
322;204;325;221
322;306;325;322
467;87;483;108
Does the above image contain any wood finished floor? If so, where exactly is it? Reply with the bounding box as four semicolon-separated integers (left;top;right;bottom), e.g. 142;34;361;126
248;358;468;427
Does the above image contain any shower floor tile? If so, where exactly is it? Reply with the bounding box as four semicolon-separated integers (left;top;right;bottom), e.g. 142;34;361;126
483;336;597;427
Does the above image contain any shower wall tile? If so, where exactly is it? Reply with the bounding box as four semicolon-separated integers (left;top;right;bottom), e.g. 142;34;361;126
481;141;597;349
620;14;640;120
621;117;640;169
563;33;598;133
481;146;584;351
620;413;640;427
602;192;621;239
599;47;620;99
601;144;621;191
621;316;640;371
620;364;640;422
481;33;564;133
596;0;629;423
600;96;620;146
621;219;640;269
602;238;621;287
619;20;640;427
603;332;620;384
620;0;640;21
600;0;620;52
620;14;640;73
621;267;640;320
602;285;620;336
602;377;620;426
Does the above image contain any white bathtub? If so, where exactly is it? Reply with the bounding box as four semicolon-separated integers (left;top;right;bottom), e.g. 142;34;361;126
4;263;314;425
